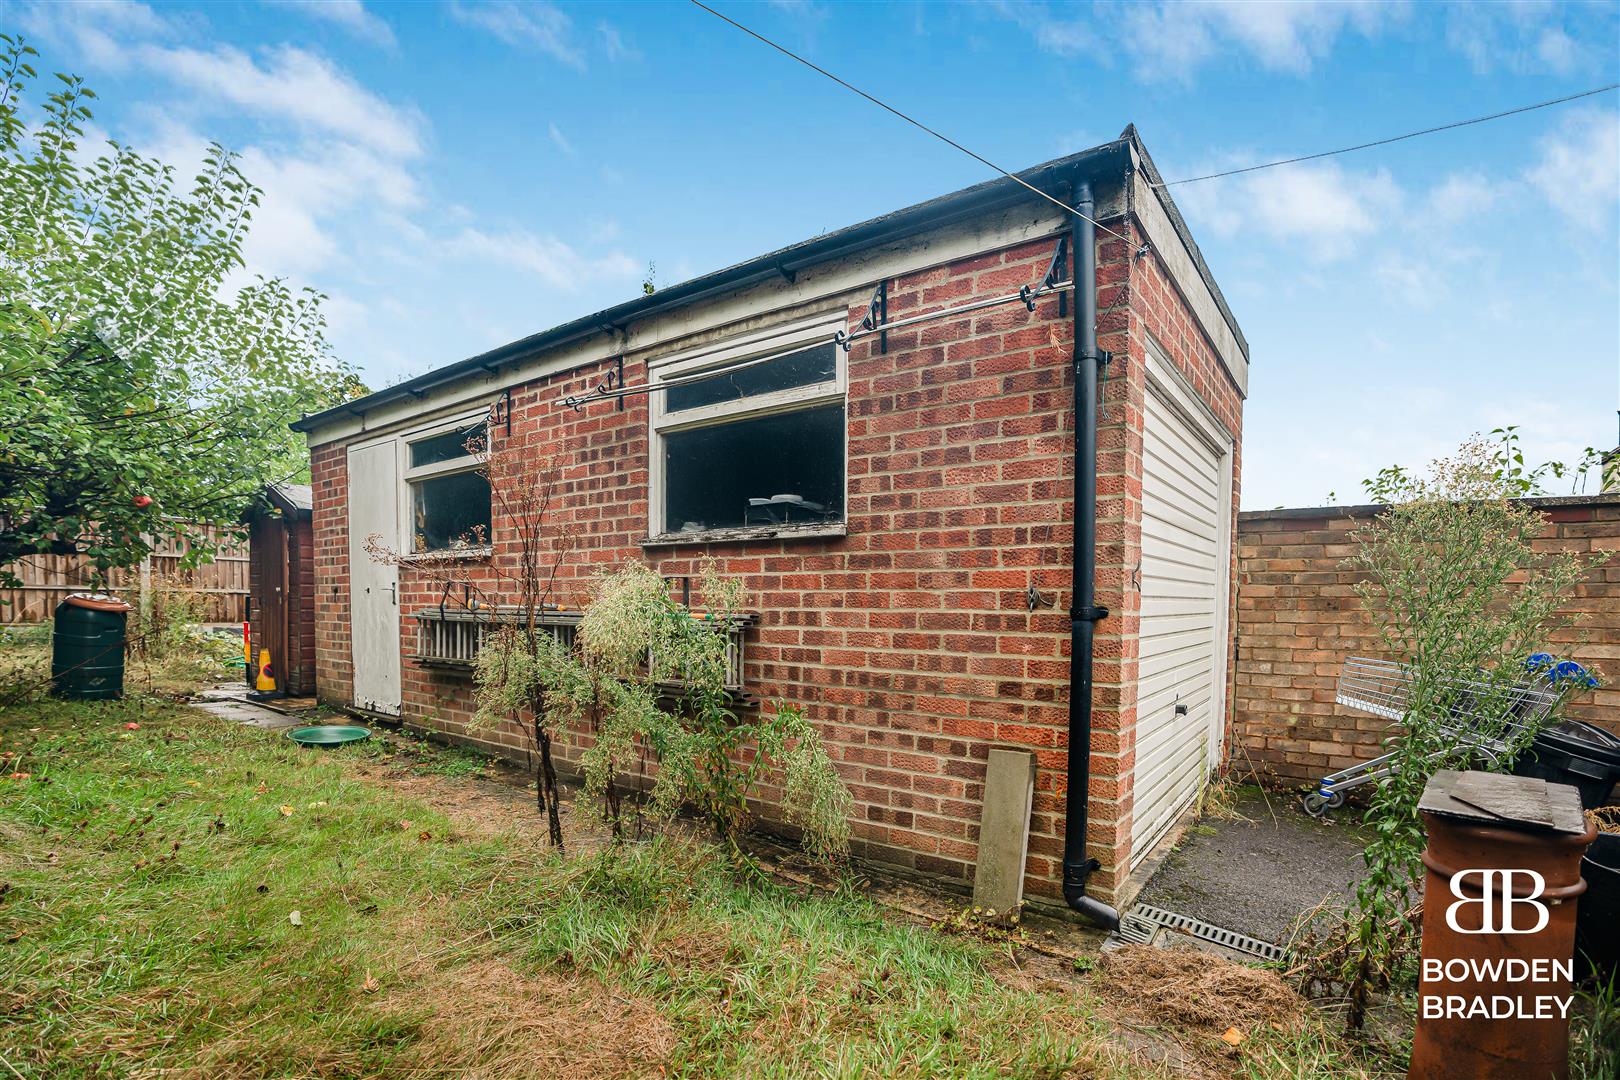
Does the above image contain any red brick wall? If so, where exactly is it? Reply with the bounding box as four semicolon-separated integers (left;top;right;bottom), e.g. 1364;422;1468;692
311;443;353;707
306;224;1245;903
288;516;317;697
1232;496;1620;789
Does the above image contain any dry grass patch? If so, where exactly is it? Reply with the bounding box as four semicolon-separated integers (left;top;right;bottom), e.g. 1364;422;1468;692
1097;944;1306;1034
381;958;673;1080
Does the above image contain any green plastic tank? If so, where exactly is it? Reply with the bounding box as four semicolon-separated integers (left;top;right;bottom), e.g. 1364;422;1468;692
51;594;132;700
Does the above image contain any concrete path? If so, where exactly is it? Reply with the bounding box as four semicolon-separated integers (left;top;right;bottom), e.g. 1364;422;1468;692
191;686;304;731
1129;786;1371;946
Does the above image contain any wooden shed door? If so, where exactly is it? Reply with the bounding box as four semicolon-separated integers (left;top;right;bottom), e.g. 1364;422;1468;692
348;440;401;716
1130;366;1232;870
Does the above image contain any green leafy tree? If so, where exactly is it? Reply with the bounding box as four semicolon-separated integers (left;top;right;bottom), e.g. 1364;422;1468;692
0;36;362;581
1336;437;1593;1028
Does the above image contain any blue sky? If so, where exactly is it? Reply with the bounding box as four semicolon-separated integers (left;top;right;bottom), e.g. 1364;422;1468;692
6;0;1617;507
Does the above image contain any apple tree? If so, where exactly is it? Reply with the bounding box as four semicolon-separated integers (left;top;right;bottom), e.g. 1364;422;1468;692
0;35;363;583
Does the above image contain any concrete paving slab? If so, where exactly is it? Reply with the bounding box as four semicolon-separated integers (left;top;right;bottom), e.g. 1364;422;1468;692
972;747;1036;919
192;696;303;731
1129;786;1373;946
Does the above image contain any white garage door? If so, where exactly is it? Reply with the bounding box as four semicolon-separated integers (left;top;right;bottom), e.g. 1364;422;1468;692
1130;374;1231;870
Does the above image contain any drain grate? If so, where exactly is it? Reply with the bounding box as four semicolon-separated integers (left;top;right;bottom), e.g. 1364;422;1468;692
1105;904;1287;964
1103;909;1158;951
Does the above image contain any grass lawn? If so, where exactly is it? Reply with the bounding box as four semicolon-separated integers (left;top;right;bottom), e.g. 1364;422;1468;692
0;675;1382;1078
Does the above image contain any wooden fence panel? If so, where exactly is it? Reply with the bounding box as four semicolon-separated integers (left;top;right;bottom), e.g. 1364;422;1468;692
0;526;249;624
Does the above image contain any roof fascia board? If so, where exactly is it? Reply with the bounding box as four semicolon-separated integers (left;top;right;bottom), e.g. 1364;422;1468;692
295;142;1130;437
1126;143;1250;398
302;186;1126;446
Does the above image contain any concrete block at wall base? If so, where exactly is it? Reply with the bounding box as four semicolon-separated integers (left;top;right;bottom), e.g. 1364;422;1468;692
971;747;1037;921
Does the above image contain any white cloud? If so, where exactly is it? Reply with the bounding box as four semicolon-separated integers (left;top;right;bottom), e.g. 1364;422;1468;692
1525;109;1620;230
1177;162;1402;259
996;0;1400;78
140;43;423;158
1374;253;1444;308
1444;0;1604;76
768;0;830;19
986;2;1098;57
448;0;584;70
1424;171;1497;224
547;122;574;157
447;227;638;290
265;0;397;49
597;22;639;62
138;117;419;278
13;0;176;70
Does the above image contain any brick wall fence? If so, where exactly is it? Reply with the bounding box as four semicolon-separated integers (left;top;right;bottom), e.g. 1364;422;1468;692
308;219;1245;906
1231;494;1620;789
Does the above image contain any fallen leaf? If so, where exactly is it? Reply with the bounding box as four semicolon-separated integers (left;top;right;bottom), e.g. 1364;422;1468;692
362;971;379;994
306;801;327;809
185;780;202;787
279;805;295;817
396;820;412;831
1221;1027;1245;1047
289;910;303;926
417;831;432;842
124;723;140;731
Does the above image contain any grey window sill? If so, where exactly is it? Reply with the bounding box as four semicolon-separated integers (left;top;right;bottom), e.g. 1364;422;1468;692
641;522;847;548
400;546;493;563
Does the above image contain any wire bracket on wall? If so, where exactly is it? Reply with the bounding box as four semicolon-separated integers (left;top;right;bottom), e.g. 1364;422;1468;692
1025;584;1054;612
1047;236;1070;318
489;387;514;436
564;356;625;412
836;281;888;354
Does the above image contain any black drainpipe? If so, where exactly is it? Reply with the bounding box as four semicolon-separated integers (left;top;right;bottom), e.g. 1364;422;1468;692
1062;180;1121;931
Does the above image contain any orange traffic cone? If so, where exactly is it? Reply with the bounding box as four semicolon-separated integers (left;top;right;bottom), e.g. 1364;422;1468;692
255;649;277;693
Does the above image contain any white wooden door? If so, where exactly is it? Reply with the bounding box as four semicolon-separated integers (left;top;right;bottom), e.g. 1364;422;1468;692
1130;377;1231;869
348;440;401;716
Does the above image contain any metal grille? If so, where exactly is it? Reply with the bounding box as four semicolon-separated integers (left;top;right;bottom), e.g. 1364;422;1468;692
410;608;754;690
410;609;579;670
1106;904;1288;964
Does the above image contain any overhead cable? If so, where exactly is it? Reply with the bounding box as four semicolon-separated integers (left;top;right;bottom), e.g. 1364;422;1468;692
1157;84;1619;187
687;0;1137;251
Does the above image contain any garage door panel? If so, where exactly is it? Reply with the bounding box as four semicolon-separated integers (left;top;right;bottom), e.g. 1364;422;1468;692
1142;530;1219;569
1131;385;1229;871
1142;500;1220;546
1139;620;1217;656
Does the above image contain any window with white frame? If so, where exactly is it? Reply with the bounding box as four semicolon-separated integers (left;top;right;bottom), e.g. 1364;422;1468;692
403;419;491;552
650;319;846;538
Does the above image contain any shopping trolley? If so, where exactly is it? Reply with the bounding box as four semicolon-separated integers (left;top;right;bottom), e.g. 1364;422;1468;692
1300;655;1590;817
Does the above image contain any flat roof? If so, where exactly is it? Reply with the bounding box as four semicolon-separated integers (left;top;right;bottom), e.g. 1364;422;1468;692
295;128;1243;434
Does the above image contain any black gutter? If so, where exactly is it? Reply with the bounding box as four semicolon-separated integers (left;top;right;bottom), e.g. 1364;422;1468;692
293;142;1133;434
1062;180;1120;931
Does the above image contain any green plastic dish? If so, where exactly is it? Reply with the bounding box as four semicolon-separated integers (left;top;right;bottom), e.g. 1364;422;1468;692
287;724;371;748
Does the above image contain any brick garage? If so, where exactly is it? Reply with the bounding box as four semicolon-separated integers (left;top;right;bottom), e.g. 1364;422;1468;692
294;130;1249;908
1231;495;1620;790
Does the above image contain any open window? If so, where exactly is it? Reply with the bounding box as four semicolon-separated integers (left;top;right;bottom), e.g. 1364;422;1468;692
403;419;491;553
649;317;846;541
